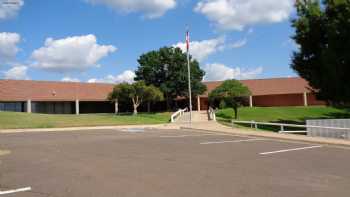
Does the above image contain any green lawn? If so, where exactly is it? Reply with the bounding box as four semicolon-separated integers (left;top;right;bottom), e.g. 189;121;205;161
216;106;350;131
0;112;171;129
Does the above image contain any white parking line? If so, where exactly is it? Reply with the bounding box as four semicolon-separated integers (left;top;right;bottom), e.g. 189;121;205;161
0;187;31;195
200;138;264;145
259;145;322;155
121;128;145;133
160;133;226;138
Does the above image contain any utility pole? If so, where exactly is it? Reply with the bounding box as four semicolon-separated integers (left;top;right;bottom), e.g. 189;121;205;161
186;28;192;123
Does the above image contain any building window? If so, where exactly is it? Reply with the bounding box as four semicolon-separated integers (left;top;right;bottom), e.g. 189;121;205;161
31;102;73;114
0;102;24;112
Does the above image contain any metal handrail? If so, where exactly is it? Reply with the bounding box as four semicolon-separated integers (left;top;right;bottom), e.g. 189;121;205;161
171;108;188;123
231;120;350;133
208;107;216;121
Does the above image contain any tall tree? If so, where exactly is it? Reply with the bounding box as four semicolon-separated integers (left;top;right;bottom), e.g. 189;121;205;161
108;81;163;115
144;85;164;113
107;85;122;115
209;80;251;119
291;0;350;105
135;47;207;110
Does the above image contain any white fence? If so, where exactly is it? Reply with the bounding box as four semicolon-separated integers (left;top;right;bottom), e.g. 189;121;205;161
231;120;350;140
171;108;188;123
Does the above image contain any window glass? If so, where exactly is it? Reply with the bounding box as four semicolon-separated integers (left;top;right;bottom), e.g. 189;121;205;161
0;102;23;112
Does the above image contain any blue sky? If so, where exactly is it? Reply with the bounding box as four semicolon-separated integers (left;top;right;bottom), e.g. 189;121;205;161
0;0;298;83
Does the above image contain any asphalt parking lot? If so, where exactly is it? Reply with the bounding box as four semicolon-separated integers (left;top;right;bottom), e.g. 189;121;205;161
0;128;350;197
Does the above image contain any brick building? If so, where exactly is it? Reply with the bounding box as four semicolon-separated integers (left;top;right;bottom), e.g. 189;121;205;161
197;77;325;110
0;77;325;114
0;80;114;114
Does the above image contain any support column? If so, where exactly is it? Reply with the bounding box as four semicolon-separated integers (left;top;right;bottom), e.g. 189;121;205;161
249;96;253;108
27;99;31;113
75;99;80;115
197;96;201;111
303;92;308;107
115;101;118;114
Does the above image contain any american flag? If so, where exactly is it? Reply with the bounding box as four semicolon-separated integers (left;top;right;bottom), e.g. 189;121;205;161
186;30;190;51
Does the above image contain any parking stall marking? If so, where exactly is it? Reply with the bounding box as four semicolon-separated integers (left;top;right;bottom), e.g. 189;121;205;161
200;138;265;145
159;133;228;138
259;145;323;155
0;187;31;195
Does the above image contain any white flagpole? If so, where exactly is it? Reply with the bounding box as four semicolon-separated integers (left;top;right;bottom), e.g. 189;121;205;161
186;29;192;123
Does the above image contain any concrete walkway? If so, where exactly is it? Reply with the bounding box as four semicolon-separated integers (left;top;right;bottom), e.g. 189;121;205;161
171;110;350;147
2;111;350;147
0;124;180;134
176;111;209;123
179;121;350;147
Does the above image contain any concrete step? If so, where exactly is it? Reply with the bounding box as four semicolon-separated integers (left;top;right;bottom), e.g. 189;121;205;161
176;111;209;123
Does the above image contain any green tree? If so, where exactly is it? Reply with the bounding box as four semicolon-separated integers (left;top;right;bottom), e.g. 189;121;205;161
209;80;251;119
144;85;164;113
107;85;122;115
135;47;207;110
291;0;350;105
108;81;163;115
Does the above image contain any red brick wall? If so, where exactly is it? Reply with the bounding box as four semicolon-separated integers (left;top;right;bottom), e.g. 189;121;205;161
307;93;326;106
199;97;209;110
253;94;303;107
196;93;325;109
252;93;325;107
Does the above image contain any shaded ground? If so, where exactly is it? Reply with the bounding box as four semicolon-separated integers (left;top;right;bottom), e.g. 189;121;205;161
0;128;350;197
0;112;171;129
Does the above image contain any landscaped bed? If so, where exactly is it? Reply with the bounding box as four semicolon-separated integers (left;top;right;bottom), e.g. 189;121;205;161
216;106;350;131
0;112;171;129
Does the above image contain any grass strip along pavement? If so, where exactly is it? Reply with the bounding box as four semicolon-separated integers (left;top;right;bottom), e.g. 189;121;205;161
0;112;171;129
216;106;350;132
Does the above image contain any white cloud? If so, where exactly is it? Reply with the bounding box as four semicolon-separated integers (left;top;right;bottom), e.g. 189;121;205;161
229;28;254;49
31;34;116;73
3;65;29;80
0;0;23;20
61;77;80;82
282;38;300;49
239;66;263;79
85;0;176;19
173;37;225;62
203;63;263;81
229;38;247;49
195;0;294;31
87;78;99;83
0;32;21;62
88;70;135;84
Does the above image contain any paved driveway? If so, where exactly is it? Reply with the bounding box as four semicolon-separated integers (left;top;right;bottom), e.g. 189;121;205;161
0;128;350;197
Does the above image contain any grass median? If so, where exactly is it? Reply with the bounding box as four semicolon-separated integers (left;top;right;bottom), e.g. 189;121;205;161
216;106;350;132
0;112;171;129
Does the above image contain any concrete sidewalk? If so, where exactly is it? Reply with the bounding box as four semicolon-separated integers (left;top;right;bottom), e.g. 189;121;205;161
179;121;350;147
0;123;180;134
2;119;350;147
